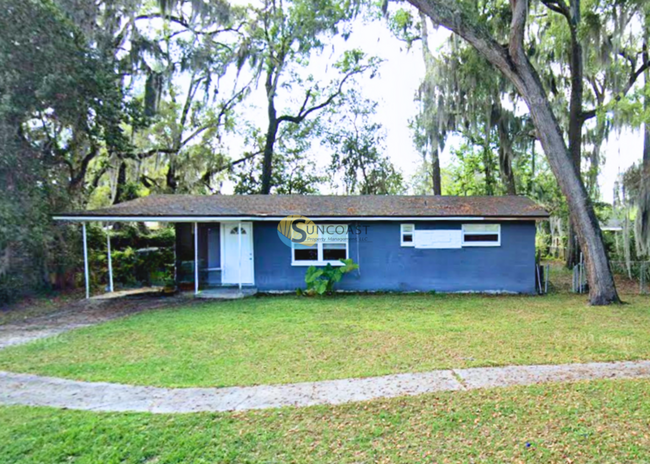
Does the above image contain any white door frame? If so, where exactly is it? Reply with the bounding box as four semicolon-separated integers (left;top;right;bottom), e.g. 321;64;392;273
220;222;255;285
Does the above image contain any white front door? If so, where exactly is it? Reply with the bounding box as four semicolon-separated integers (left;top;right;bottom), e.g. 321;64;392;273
221;222;254;285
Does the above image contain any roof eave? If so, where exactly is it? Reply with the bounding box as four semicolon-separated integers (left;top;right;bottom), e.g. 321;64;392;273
52;214;549;222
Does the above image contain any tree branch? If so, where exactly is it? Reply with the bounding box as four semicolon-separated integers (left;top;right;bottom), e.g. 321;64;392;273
405;0;513;74
277;67;366;124
180;81;252;148
509;0;529;64
136;147;179;160
582;58;650;121
201;150;264;182
69;145;98;189
175;73;203;149
539;0;571;21
134;14;242;49
140;174;159;189
180;125;210;148
90;164;109;189
227;151;264;168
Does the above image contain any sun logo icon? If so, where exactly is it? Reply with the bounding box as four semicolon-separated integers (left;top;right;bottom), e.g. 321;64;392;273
277;215;318;248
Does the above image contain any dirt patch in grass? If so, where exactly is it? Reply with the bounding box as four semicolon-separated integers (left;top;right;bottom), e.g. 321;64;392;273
0;290;85;326
0;293;208;349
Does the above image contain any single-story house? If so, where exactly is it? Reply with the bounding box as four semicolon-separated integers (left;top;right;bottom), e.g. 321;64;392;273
54;195;549;296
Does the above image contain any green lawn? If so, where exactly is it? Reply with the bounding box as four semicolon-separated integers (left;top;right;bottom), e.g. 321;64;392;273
2;379;650;463
0;293;649;387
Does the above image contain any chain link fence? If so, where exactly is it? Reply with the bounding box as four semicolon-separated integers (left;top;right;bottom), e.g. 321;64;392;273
571;260;650;295
572;262;587;294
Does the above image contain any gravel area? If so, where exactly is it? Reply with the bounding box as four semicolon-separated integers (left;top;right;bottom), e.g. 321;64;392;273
0;292;193;350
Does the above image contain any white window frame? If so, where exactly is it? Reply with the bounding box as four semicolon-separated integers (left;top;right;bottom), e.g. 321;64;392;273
461;224;501;247
401;224;415;247
291;224;349;266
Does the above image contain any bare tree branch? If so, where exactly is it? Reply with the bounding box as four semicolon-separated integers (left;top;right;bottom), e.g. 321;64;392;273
582;58;650;121
406;0;513;75
136;147;179;160
539;0;570;20
180;80;251;148
200;150;264;186
277;67;369;124
135;14;244;36
69;145;99;190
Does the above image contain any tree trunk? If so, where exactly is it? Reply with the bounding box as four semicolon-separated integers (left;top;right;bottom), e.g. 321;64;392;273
497;137;517;195
567;0;584;173
482;144;495;195
431;147;442;195
260;114;278;195
639;121;650;255
515;65;618;304
494;104;517;195
637;28;650;255
420;12;443;196
587;124;604;197
407;0;619;304
529;141;535;195
564;0;585;269
483;118;495;195
261;68;279;195
166;162;177;193
531;142;535;179
113;161;127;205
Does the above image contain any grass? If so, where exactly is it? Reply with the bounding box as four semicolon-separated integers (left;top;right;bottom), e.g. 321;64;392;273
2;379;650;463
0;293;649;387
3;274;650;463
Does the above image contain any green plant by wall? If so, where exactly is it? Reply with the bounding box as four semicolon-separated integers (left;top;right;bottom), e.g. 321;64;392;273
304;259;359;295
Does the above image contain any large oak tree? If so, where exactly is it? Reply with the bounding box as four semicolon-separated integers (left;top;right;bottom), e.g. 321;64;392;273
403;0;619;304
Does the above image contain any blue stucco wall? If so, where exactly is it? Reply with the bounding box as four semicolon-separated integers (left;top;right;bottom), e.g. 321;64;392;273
253;220;537;293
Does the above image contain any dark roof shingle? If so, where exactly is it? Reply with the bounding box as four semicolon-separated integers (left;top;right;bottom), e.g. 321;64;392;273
56;195;549;219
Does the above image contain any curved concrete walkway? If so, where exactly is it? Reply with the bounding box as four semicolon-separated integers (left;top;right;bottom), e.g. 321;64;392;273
2;360;650;413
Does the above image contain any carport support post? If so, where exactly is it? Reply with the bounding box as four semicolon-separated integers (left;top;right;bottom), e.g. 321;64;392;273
238;221;242;290
194;222;199;295
82;222;90;299
106;224;114;293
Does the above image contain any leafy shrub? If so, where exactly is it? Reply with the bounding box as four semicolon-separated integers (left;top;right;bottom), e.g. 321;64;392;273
304;259;359;295
88;225;175;291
